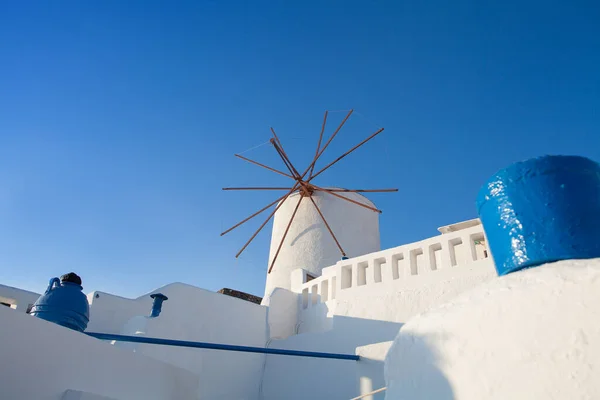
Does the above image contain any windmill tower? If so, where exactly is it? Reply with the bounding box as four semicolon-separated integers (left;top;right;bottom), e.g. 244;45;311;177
221;110;397;303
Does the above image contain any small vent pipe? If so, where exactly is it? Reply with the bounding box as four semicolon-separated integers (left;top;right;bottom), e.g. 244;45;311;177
149;293;168;318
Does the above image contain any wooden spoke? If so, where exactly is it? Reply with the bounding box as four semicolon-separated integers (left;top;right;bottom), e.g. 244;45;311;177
309;183;382;213
308;196;346;256
308;127;384;182
300;109;353;178
271;139;299;179
270;128;301;179
268;195;304;273
271;140;296;178
324;188;398;193
235;182;301;258
220;191;295;236
223;110;395;263
270;127;285;153
308;111;328;179
222;187;292;191
235;154;295;180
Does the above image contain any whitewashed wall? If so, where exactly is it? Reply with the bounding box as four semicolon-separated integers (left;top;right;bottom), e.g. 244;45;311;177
0;219;501;400
260;224;497;400
293;224;495;332
0;305;199;400
0;283;40;312
266;288;299;340
86;287;157;334
88;282;269;400
260;315;402;400
356;342;393;400
385;258;600;400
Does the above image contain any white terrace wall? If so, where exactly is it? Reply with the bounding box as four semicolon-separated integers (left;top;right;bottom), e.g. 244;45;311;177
0;305;199;400
87;282;269;400
86;290;150;334
260;224;497;400
294;224;495;331
0;283;40;312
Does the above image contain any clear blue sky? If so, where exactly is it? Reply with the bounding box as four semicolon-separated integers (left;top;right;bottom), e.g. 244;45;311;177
1;1;598;298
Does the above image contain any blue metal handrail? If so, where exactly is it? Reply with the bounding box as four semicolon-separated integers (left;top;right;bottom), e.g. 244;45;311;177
86;332;360;361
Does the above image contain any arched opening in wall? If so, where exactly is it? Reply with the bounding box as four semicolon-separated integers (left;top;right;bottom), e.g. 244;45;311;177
391;253;404;280
341;265;352;289
409;248;424;275
357;261;368;286
470;233;488;261
0;297;17;310
429;243;443;270
302;289;309;309
448;238;465;266
331;277;337;299
311;284;319;305
373;257;385;283
320;280;329;302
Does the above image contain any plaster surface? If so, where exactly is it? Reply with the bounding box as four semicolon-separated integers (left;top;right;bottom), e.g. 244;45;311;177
260;259;495;400
355;341;393;400
0;283;40;312
261;222;496;399
0;218;506;400
0;305;199;400
91;282;269;400
260;316;402;400
294;223;496;334
385;258;600;400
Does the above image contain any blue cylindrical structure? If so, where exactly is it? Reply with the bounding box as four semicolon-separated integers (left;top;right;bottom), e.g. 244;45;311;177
29;273;90;332
476;155;600;276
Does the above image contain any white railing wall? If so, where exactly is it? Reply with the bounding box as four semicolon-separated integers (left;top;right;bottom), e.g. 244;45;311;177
297;225;489;310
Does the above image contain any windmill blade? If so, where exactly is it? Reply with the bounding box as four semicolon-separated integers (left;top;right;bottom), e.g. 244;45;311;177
220;190;295;236
271;140;297;178
235;154;295;180
308;127;385;182
222;187;292;191
270;128;301;178
271;139;300;179
309;183;382;213
235;182;301;258
308;195;346;257
300;109;353;178
268;195;304;273
223;109;394;264
308;110;328;179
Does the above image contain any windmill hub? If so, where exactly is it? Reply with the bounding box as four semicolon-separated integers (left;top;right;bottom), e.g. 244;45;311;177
299;183;314;197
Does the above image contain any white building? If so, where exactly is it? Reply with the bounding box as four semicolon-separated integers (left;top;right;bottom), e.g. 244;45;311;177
0;283;40;313
1;191;598;400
